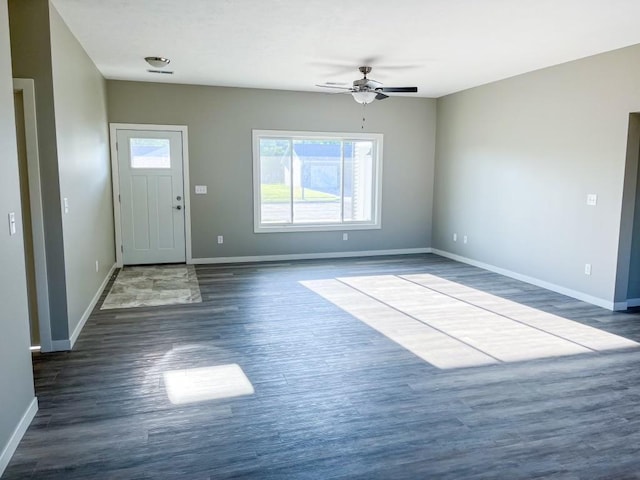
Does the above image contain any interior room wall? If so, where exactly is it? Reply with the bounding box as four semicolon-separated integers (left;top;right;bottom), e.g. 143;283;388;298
107;81;436;260
8;0;69;341
433;43;640;308
49;4;114;336
9;0;114;346
0;0;37;473
625;114;640;301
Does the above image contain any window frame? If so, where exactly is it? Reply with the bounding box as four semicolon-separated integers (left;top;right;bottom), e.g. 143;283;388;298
252;129;383;233
129;137;172;169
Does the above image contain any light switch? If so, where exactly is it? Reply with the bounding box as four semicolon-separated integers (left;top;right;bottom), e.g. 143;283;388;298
586;194;597;206
8;212;16;236
195;185;207;195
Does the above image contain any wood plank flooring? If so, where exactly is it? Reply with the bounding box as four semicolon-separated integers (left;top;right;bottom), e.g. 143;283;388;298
5;253;640;479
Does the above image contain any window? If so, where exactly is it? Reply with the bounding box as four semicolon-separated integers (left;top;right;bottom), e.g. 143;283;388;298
130;138;171;169
253;130;383;232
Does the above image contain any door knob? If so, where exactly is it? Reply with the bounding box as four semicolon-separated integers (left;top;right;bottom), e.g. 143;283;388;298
174;205;182;210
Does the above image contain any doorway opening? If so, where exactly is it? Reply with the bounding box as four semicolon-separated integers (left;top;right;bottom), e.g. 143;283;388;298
13;78;52;351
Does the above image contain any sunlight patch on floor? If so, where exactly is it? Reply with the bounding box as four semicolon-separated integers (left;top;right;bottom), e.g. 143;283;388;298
300;275;638;369
402;274;638;352
163;364;254;405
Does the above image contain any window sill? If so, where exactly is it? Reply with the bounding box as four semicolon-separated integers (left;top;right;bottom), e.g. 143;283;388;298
254;223;382;234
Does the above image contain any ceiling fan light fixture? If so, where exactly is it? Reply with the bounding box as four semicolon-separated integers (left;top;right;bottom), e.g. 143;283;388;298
144;56;170;68
351;90;377;104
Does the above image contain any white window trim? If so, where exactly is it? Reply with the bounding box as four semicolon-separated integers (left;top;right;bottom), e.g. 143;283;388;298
252;129;383;233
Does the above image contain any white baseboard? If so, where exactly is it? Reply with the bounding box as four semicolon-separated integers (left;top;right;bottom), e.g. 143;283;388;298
0;397;38;477
614;301;629;311
431;249;617;311
626;298;640;308
50;339;71;351
69;262;117;349
191;248;432;265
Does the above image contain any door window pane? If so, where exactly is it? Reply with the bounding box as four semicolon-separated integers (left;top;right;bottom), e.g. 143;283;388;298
130;138;171;169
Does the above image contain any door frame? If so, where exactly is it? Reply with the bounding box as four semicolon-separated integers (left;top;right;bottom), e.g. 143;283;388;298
109;123;192;267
13;78;53;352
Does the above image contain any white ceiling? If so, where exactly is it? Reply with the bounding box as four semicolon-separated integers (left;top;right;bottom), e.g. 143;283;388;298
51;0;640;98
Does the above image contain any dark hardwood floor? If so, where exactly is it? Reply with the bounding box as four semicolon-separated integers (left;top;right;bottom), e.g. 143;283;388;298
5;253;640;479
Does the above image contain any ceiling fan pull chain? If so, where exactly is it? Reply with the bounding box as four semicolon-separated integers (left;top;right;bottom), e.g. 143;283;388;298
361;103;366;130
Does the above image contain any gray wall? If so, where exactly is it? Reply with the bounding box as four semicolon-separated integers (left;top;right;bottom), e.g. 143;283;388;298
49;5;114;334
434;43;640;305
9;0;113;344
9;0;69;340
0;0;36;469
107;81;436;259
626;114;640;299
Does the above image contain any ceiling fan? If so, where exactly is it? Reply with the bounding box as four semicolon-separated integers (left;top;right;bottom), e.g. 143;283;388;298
316;66;418;104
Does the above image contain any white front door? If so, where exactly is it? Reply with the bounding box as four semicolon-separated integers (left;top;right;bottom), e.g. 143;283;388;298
116;129;186;265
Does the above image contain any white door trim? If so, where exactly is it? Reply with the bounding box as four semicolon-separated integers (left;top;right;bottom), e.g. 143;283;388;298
13;78;53;353
109;123;192;267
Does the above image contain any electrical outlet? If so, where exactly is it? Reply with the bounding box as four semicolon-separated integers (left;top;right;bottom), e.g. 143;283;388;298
95;260;99;272
453;233;457;242
343;233;348;241
463;235;468;244
585;263;592;275
586;194;597;206
63;197;69;214
217;235;223;244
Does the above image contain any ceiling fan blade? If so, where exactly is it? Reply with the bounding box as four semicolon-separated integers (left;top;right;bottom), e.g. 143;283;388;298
315;84;352;90
379;87;418;93
317;89;353;97
375;92;389;101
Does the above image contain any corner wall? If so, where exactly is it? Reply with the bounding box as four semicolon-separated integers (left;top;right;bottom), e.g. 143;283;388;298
434;43;640;307
0;0;37;473
625;114;640;301
107;81;436;259
8;0;114;347
49;4;114;337
8;0;69;340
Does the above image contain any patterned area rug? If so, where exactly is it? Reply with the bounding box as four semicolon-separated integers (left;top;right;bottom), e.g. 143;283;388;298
101;264;202;310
